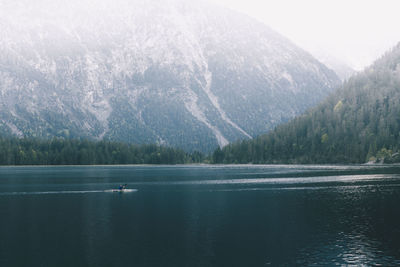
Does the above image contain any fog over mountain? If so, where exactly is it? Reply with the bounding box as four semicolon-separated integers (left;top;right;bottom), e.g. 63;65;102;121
212;0;400;73
0;0;340;152
312;53;356;81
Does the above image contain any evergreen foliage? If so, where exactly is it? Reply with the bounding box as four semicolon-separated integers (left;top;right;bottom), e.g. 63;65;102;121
212;43;400;164
0;137;204;165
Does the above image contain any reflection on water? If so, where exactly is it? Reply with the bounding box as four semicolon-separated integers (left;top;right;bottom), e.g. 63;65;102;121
294;184;400;266
0;165;400;266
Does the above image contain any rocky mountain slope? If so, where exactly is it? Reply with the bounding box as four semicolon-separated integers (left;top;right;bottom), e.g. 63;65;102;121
0;0;340;152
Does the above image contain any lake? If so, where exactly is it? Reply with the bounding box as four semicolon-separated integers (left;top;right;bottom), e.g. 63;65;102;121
0;165;400;266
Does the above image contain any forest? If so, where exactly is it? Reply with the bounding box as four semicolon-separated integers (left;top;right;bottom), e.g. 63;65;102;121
0;137;204;165
3;44;400;166
212;44;400;164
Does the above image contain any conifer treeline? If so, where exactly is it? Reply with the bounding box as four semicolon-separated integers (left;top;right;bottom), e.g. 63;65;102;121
0;137;204;165
212;43;400;164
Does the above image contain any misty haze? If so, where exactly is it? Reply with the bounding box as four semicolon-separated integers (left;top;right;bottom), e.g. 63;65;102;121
1;0;400;266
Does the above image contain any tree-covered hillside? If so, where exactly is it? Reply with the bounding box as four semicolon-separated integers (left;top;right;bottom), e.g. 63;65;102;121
0;137;203;165
213;43;400;164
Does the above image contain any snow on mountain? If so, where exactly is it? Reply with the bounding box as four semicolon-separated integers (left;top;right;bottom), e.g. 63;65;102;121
0;0;340;152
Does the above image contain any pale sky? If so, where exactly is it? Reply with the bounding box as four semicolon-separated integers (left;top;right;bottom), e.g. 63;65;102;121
210;0;400;70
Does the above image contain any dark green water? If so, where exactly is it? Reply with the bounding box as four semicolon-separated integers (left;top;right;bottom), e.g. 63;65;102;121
1;165;400;266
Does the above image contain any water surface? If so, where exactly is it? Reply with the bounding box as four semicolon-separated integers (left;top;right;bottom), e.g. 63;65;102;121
1;165;400;266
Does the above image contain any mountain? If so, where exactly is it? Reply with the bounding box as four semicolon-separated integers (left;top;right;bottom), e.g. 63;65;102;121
315;54;356;81
212;43;400;163
0;0;340;152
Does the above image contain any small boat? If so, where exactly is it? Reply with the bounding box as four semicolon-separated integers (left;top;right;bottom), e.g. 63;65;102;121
105;188;137;193
110;188;136;193
106;184;137;193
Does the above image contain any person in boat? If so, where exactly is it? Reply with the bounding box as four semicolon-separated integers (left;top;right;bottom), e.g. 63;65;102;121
117;184;128;190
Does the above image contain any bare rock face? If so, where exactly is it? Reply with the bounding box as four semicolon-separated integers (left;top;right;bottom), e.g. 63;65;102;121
0;0;340;152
